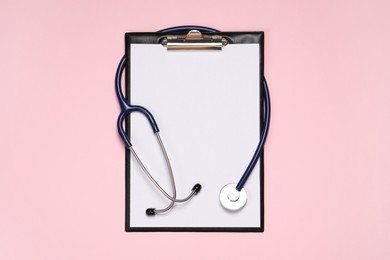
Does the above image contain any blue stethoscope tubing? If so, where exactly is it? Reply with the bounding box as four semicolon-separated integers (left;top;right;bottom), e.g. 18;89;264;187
115;56;159;148
116;25;270;193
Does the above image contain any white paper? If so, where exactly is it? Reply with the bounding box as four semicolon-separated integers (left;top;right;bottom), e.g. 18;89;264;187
129;43;261;228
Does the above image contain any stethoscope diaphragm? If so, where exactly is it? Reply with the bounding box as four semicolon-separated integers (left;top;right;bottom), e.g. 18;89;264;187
219;183;247;211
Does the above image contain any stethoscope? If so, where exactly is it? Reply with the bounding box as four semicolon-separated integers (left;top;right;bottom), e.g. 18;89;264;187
116;26;271;215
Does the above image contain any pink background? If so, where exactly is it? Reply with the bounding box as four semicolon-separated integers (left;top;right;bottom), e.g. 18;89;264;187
1;0;389;259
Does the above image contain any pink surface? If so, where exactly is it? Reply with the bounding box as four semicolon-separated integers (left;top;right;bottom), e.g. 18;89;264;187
1;0;389;259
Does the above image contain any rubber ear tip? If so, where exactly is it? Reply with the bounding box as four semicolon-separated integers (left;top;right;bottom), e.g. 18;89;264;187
146;208;156;215
192;183;202;194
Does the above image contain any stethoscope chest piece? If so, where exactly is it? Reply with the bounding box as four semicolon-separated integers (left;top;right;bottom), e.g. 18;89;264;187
219;183;247;211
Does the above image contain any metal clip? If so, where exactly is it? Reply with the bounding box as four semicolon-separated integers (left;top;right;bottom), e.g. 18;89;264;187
161;30;228;51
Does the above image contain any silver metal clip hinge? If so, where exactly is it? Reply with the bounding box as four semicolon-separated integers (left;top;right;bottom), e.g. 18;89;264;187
161;30;228;51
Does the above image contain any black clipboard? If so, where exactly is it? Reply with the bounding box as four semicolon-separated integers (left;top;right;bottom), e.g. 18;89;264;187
122;27;265;232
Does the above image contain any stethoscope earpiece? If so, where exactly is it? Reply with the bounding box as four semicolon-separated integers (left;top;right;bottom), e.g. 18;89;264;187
145;183;202;216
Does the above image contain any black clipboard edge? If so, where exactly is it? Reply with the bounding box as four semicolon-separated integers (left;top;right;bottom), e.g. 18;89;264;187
126;226;263;232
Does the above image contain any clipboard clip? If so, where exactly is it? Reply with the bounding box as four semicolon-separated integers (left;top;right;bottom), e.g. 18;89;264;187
161;30;228;51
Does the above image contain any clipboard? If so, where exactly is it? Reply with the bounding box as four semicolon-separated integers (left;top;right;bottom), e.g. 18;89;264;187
122;27;266;232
